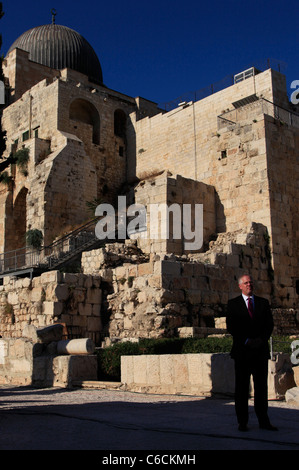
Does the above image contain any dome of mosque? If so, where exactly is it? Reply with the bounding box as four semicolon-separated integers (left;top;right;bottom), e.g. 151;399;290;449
7;20;103;84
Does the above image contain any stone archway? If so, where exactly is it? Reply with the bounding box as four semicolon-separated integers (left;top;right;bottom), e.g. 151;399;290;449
3;187;28;270
69;99;100;145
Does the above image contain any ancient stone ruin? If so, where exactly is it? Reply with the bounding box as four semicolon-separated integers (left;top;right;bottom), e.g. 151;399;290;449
0;17;298;392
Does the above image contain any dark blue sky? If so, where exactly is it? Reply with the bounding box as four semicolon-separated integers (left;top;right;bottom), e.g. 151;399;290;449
1;0;298;106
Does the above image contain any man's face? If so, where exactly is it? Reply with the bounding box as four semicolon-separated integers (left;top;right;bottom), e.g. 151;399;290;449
239;276;253;296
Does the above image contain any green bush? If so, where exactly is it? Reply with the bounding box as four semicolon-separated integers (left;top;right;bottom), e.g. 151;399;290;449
181;336;233;354
97;342;141;380
97;335;298;382
14;147;30;169
97;336;233;381
26;229;43;249
271;336;298;354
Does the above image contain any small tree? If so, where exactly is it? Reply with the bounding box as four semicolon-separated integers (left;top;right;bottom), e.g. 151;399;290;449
14;147;30;176
26;229;43;249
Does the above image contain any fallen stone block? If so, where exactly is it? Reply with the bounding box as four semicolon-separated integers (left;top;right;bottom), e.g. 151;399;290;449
36;324;64;344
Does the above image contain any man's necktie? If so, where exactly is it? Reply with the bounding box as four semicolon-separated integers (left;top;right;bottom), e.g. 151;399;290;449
247;297;254;318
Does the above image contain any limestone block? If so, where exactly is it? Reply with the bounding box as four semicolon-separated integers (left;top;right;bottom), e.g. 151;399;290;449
226;254;240;267
137;291;148;303
187;291;202;305
293;366;299;386
7;291;19;305
86;287;102;304
210;353;235;395
121;355;134;384
133;355;148;384
285;387;299;406
173;355;189;385
10;357;32;373
160;355;174;385
10;338;29;359
32;356;58;386
121;353;236;396
31;287;44;302
124;316;133;330
22;324;39;342
78;302;92;316
148;275;162;289
62;273;79;284
161;260;181;276
54;284;70;301
268;353;297;399
87;317;102;333
187;354;203;385
43;301;63;316
137;263;153;276
146;355;160;385
72;287;86;303
0;340;8;365
36;324;64;344
40;270;62;284
124;302;135;315
22;278;32;289
66;355;98;384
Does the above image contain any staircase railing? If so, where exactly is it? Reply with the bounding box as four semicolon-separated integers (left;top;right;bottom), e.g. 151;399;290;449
0;218;106;275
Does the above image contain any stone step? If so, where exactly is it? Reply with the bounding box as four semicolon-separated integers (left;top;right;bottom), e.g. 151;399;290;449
72;380;122;390
177;326;228;338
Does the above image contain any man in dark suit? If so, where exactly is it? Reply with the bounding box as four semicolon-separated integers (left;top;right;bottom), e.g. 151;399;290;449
226;274;277;432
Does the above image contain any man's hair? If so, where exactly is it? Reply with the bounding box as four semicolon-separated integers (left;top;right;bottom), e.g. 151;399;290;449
238;274;252;285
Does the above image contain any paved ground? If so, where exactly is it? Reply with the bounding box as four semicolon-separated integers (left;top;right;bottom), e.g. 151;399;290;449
0;385;299;452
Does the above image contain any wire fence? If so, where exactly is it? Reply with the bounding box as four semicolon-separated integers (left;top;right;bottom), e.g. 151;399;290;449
217;97;299;130
159;58;288;112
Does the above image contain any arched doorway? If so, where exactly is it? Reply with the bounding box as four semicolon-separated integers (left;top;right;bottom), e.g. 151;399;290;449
4;187;28;270
69;99;100;145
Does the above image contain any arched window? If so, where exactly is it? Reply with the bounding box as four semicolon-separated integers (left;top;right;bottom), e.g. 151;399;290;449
4;187;28;269
69;99;100;145
114;109;127;138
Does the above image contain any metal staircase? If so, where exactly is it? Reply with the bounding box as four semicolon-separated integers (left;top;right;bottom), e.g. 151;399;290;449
0;218;112;280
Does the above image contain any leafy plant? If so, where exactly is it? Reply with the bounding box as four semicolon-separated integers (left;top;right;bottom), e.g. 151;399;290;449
0;171;12;187
97;342;141;380
86;197;104;217
14;147;30;176
26;229;43;249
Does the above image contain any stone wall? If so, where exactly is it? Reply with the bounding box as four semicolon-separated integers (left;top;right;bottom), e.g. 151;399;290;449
0;271;102;343
264;115;299;307
132;172;216;255
1;220;297;345
127;69;299;308
3;48;60;101
0;337;33;386
128;69;280;191
1;54;140;249
81;223;298;342
121;352;296;399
